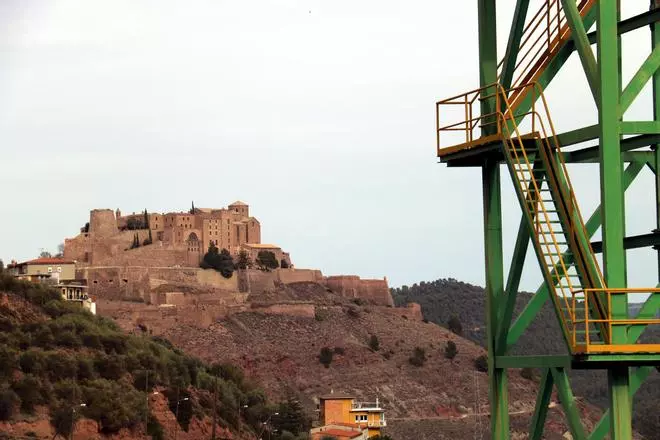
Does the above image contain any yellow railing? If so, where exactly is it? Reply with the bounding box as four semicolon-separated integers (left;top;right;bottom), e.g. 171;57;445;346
571;288;660;353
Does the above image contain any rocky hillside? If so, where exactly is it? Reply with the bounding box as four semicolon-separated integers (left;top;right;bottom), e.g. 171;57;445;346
103;281;613;440
391;278;660;439
0;275;304;440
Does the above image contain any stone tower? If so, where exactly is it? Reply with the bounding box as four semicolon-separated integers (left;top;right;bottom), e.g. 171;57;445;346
89;209;117;237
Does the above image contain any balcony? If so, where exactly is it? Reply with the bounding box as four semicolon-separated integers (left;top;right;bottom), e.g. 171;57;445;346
351;401;382;411
367;420;387;428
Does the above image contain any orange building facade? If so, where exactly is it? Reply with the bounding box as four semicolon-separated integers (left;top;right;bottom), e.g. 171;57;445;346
316;394;386;438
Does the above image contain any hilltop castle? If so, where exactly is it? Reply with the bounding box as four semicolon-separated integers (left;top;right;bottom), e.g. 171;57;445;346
64;201;290;268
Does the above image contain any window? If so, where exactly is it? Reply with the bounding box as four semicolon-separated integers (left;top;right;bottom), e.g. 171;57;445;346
47;267;53;273
355;415;367;423
57;267;62;273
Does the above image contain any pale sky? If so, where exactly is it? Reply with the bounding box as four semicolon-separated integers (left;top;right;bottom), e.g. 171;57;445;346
1;0;658;291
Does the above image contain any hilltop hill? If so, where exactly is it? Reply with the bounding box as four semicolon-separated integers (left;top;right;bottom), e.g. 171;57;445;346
101;281;615;440
0;275;306;440
391;278;660;439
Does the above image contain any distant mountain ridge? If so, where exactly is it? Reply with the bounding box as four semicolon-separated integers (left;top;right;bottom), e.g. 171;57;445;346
391;278;660;439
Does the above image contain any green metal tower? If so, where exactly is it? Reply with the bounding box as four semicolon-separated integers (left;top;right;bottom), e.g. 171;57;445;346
435;1;660;439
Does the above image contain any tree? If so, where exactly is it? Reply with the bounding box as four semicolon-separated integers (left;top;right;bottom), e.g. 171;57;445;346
235;250;252;270
408;347;426;367
444;341;458;360
319;347;333;368
474;355;488;372
39;250;52;259
273;394;310;436
50;403;76;439
201;243;234;278
54;243;65;258
143;209;149;229
256;251;279;271
130;233;140;249
369;335;380;352
189;201;196;214
447;315;463;336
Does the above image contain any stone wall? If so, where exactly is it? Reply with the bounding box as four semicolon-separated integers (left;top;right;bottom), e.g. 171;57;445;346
325;276;393;306
277;268;324;284
251;303;316;318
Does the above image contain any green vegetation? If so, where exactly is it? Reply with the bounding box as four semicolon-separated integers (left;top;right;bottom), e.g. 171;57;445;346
447;315;462;336
0;274;297;438
201;243;235;278
444;340;458;360
235;250;253;270
409;347;426;367
256;251;279;271
280;259;290;269
369;335;380;352
319;347;333;368
474;355;489;372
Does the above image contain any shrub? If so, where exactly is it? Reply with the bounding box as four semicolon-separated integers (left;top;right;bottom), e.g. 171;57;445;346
314;308;328;321
209;362;244;387
12;375;45;414
368;335;380;352
521;367;535;381
45;351;77;381
55;329;81;348
444;341;458;360
147;415;165;440
19;350;46;375
34;325;55;348
352;298;365;306
82;332;102;349
474;355;489;372
255;251;279;271
96;355;125;380
0;389;19;421
448;315;463;335
49;403;76;439
409;347;426;367
77;358;96;380
201;244;235;278
81;379;143;433
53;380;81;402
0;346;18;379
333;347;345;355
165;388;193;432
346;305;360;318
319;347;333;368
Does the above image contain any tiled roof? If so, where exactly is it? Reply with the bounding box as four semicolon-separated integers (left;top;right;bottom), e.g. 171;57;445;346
20;258;75;265
319;394;355;400
229;200;248;206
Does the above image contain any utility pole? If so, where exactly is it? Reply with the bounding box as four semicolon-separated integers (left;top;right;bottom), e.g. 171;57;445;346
211;378;217;440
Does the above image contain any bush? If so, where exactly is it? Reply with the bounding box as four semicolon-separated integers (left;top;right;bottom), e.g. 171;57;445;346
45;351;77;381
209;362;244;387
346;305;360;318
55;329;81;348
319;347;333;368
256;251;279;271
49;403;76;439
368;335;380;352
12;375;45;414
77;358;96;380
521;367;535;381
314;308;328;321
81;379;143;433
333;347;345;355
201;244;235;278
444;341;458;360
19;350;46;375
147;415;165;440
165;388;193;432
0;389;19;421
96;355;125;380
409;347;426;367
474;355;489;372
447;315;463;335
0;346;18;379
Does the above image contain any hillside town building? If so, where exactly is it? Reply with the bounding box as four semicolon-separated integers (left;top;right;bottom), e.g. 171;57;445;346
6;257;76;283
315;393;386;438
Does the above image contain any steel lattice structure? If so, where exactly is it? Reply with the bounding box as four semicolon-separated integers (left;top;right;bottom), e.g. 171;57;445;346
435;1;660;439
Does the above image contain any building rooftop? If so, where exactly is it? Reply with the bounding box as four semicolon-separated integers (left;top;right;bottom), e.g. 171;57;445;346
319;394;355;400
229;200;248;206
15;258;75;266
243;243;281;249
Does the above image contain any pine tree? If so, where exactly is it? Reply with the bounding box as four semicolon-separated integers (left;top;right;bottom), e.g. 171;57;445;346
143;209;149;229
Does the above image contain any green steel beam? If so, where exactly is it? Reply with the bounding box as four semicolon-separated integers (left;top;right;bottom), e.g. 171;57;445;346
500;0;531;90
621;121;660;134
556;124;600;147
514;6;598;119
529;369;553;440
562;134;660;163
583;8;660;46
653;0;660;284
506;161;644;350
495;355;570;368
551;368;587;440
621;46;660;115
627;292;660;343
561;0;600;103
588;367;654;440
590;231;660;253
478;1;507;436
599;1;631;437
